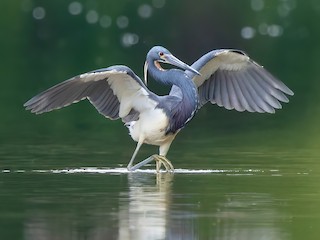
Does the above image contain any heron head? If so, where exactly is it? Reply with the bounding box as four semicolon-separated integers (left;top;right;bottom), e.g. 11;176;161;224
144;46;200;84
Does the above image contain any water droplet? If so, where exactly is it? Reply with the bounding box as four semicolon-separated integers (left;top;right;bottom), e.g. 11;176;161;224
117;16;129;29
32;7;46;20
122;33;139;47
68;2;83;15
138;4;153;19
100;15;112;28
86;10;99;24
241;26;256;39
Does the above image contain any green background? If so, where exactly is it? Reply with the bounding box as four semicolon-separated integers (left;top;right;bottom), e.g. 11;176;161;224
1;0;320;239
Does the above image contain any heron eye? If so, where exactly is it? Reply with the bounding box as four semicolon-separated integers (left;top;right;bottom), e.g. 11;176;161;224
159;52;164;57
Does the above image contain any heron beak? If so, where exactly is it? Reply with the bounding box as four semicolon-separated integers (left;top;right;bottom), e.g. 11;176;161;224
164;54;201;75
144;61;148;85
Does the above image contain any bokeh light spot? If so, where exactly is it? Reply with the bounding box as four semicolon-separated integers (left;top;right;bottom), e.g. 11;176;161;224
86;10;99;24
267;24;283;37
251;0;264;11
277;0;296;18
68;2;83;16
32;7;46;20
100;15;112;28
122;33;139;47
117;16;129;29
241;26;256;39
138;4;153;19
152;0;166;8
258;23;268;35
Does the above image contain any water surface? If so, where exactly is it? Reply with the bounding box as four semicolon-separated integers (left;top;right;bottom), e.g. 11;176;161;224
1;137;319;240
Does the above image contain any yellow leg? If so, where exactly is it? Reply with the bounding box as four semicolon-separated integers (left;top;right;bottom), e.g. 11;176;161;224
154;155;174;172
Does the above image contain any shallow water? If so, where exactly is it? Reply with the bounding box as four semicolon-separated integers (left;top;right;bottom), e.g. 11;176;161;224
1;138;320;240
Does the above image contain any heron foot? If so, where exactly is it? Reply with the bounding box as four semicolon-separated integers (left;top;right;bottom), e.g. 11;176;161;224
128;154;174;172
153;154;174;172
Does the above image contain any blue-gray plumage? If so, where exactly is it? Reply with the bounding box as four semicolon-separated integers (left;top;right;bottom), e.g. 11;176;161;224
24;46;294;171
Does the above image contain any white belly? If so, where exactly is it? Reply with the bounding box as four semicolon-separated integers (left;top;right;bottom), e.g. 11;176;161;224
127;108;170;146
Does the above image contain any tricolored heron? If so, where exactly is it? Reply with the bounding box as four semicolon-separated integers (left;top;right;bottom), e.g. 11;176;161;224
24;46;293;171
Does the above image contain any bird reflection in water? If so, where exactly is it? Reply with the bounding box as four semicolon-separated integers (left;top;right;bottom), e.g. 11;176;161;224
21;171;289;240
118;173;173;240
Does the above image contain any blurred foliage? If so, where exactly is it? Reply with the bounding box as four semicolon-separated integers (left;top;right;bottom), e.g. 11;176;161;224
1;2;320;239
0;0;319;147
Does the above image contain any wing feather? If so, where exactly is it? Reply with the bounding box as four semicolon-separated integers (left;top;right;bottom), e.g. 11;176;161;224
220;71;232;110
24;65;156;121
247;72;276;113
251;68;290;102
90;84;115;115
208;74;215;103
235;72;264;113
240;73;266;113
231;77;251;112
226;71;244;111
214;72;223;107
32;81;91;113
244;71;281;110
225;72;236;110
108;99;120;119
188;49;293;113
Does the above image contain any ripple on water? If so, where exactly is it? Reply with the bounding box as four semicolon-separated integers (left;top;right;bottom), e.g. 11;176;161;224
1;168;289;175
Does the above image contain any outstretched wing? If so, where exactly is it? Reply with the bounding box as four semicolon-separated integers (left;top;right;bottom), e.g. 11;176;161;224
24;65;157;122
186;49;294;113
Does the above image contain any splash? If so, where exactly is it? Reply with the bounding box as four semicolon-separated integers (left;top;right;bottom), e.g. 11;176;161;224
0;168;290;176
31;167;228;174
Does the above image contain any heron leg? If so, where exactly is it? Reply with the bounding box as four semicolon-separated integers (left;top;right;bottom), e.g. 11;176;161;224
128;135;176;172
154;155;174;172
129;155;155;171
127;139;144;171
154;138;175;172
129;154;174;172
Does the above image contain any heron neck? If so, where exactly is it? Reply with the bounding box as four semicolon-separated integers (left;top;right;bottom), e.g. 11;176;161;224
149;65;199;132
150;67;198;103
148;63;196;91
